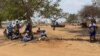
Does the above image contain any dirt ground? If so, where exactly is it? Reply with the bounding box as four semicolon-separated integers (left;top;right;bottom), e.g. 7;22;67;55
0;24;100;56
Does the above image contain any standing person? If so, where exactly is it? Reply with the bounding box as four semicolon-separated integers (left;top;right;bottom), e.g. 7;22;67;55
25;22;32;34
52;20;56;30
15;21;20;36
7;23;13;39
13;26;21;39
16;21;20;29
89;22;97;42
24;21;33;39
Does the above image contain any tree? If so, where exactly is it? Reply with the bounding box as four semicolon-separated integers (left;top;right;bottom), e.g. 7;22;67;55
79;5;100;24
40;0;63;30
67;14;77;23
1;0;62;30
1;0;50;20
0;12;4;28
0;0;7;28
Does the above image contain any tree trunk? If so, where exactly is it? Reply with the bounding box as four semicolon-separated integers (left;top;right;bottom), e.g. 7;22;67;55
22;0;33;34
26;13;33;33
53;26;55;30
81;22;87;28
91;17;96;24
52;20;56;30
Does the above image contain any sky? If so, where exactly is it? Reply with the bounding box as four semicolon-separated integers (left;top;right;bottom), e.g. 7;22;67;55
32;0;92;22
60;0;92;14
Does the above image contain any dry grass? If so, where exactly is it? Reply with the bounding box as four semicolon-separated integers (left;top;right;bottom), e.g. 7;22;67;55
0;24;100;56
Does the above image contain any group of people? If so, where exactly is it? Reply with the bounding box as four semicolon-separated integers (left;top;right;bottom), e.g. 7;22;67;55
3;20;98;42
4;21;47;42
4;21;21;40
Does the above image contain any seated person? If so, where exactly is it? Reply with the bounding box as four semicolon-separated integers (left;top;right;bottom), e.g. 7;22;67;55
40;30;47;39
38;30;47;40
34;27;41;34
22;31;33;42
37;27;41;33
4;28;8;37
39;30;47;40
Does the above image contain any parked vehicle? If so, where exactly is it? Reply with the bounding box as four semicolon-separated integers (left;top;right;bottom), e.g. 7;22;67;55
51;22;65;27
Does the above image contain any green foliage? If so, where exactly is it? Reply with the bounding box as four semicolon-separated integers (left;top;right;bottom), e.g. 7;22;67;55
67;14;77;23
3;0;26;20
0;0;62;21
40;0;62;19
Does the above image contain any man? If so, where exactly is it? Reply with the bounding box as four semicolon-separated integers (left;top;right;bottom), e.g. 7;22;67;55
89;23;97;42
15;21;20;36
7;23;13;39
16;21;20;29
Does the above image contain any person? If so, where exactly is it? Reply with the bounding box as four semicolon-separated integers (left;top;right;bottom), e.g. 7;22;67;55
7;23;13;39
89;23;97;42
12;26;21;39
25;22;32;34
15;21;20;37
41;30;47;37
34;27;41;34
39;30;47;40
37;27;41;34
52;20;56;30
22;31;32;42
24;22;34;40
4;28;8;37
16;21;20;29
12;22;16;28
